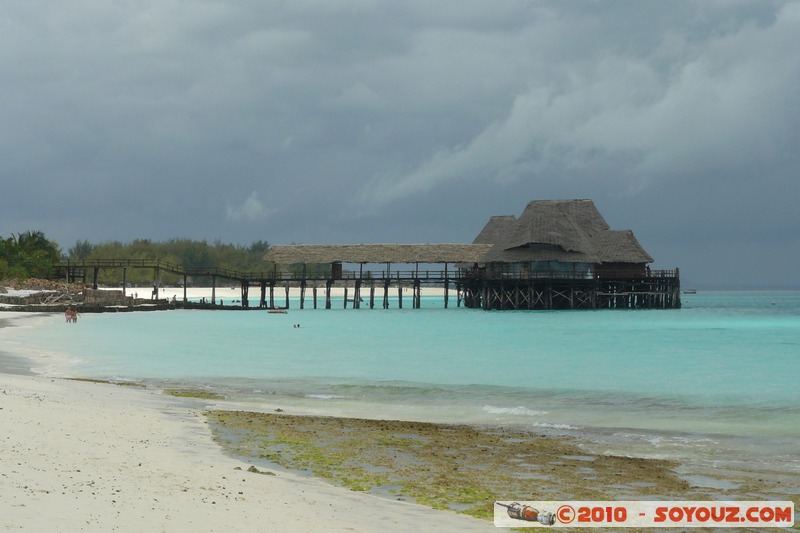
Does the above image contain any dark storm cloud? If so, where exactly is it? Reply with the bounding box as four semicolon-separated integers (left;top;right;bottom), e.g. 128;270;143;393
1;1;798;288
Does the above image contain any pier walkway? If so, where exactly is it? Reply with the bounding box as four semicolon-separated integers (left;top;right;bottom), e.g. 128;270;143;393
51;258;680;311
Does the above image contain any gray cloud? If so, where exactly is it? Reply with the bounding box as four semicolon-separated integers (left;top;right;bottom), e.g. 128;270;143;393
226;192;270;222
1;1;798;288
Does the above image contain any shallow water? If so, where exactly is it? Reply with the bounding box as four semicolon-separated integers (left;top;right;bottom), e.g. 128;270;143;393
3;291;799;479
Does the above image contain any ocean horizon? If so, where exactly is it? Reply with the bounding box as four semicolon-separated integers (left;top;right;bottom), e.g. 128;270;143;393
2;290;799;493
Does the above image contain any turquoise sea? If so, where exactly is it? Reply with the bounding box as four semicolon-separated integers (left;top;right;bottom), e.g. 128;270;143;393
2;291;799;485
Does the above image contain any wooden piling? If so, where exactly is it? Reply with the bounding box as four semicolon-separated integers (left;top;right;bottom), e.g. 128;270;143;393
241;280;249;308
300;280;306;309
325;279;332;309
354;279;362;309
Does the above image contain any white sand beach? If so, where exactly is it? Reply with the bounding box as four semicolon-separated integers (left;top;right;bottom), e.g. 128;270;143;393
157;285;449;303
0;370;493;532
0;310;490;532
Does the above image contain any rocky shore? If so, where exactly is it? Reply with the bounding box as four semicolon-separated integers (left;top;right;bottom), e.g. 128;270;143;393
0;278;171;313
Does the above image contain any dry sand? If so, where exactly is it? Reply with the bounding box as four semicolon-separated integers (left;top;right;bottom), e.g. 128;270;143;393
0;372;493;532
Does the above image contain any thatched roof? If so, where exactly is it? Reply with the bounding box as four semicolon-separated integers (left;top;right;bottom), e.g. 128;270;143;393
475;199;653;264
263;200;653;267
506;200;609;252
594;230;654;263
263;244;492;264
472;215;516;244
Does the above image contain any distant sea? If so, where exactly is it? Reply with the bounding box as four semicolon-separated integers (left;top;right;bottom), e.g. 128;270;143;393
3;291;799;485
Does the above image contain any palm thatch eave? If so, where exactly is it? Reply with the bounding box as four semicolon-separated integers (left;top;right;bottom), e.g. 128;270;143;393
262;244;493;265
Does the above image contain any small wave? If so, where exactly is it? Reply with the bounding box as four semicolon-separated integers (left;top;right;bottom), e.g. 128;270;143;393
612;432;717;448
531;422;580;430
305;393;350;400
482;405;548;417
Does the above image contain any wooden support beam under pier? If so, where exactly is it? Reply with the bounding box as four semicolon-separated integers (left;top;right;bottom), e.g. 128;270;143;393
269;281;275;309
260;281;267;308
300;280;306;309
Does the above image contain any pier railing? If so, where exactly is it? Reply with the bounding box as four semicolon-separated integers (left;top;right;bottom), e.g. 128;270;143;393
52;260;679;284
47;259;680;310
54;259;275;283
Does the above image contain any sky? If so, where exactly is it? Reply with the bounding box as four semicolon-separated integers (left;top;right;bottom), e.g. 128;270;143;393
2;1;799;289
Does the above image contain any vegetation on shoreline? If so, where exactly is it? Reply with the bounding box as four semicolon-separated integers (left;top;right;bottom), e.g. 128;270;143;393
164;389;226;400
207;411;700;522
66;378;146;388
67;238;271;285
0;231;61;280
1;230;272;286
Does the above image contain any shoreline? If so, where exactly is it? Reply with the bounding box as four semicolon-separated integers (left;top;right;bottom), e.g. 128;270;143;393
0;312;492;531
0;372;494;531
1;286;453;314
2;310;798;529
204;409;800;514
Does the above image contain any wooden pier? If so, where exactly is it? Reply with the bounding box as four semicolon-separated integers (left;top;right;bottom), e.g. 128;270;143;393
48;200;682;312
51;256;680;311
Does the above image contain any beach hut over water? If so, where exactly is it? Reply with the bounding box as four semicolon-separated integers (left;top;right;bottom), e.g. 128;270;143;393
262;199;680;310
458;199;678;309
48;199;678;310
472;199;653;280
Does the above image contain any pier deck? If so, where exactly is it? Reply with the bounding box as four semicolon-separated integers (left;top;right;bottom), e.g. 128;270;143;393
50;260;680;310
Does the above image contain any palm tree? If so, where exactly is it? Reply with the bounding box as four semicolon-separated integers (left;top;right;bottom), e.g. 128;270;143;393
0;231;61;278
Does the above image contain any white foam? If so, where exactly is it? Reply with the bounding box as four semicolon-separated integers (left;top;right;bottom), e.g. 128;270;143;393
531;422;580;430
482;405;548;417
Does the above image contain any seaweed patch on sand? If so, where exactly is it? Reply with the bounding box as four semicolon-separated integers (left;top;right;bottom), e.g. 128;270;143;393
164;388;225;400
66;378;146;387
206;411;704;521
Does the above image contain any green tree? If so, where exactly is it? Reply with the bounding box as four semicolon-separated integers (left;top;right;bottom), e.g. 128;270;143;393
0;231;61;278
72;237;271;286
68;240;95;260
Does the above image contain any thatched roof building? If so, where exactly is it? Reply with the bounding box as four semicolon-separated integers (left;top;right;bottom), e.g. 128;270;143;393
258;199;675;309
262;199;653;278
473;199;653;276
